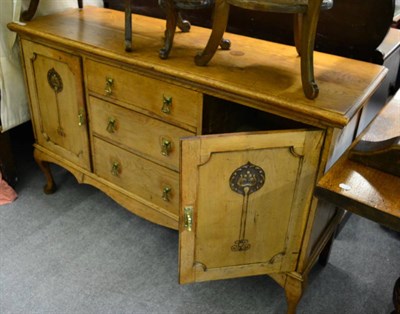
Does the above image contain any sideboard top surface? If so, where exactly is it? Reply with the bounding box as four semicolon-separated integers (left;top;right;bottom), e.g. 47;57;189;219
9;6;387;128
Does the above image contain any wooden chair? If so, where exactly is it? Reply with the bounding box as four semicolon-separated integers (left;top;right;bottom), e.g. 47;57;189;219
125;0;225;53
316;89;400;313
21;0;135;51
194;0;333;99
124;0;133;51
159;0;231;59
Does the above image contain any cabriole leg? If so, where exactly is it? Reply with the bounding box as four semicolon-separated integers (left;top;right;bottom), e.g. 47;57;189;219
300;0;323;99
160;0;178;59
34;150;56;194
194;0;230;66
284;274;306;314
177;12;191;32
293;13;302;56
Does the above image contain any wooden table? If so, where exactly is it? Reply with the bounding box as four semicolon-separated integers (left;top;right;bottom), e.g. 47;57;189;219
315;90;400;313
315;91;400;231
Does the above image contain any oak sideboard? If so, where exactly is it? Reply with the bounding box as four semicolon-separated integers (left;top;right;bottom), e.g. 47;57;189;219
8;7;387;313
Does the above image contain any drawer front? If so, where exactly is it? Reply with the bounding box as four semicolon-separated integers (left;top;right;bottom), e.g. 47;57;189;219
85;59;201;129
89;97;194;171
93;138;179;217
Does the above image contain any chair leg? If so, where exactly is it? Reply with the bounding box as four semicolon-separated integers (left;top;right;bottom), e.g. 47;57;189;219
125;0;132;51
194;0;230;66
177;12;191;32
176;12;231;50
159;0;178;59
293;13;302;56
21;0;40;21
77;0;83;9
300;0;323;99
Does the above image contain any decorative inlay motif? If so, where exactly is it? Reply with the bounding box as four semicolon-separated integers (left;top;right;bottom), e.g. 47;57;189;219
47;68;63;93
47;67;65;137
229;162;265;251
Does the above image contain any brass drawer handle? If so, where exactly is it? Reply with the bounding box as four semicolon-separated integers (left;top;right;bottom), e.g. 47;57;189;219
106;117;116;133
162;186;171;202
78;109;85;126
161;95;172;114
111;161;120;176
184;206;193;231
161;138;172;156
105;77;114;96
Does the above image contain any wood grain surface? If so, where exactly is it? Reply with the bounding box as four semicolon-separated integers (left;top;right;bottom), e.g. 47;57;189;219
9;6;387;128
316;91;400;232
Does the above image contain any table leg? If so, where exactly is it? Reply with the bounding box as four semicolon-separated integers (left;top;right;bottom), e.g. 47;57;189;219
318;231;335;266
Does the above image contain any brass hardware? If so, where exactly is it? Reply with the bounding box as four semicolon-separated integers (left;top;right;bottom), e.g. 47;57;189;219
162;186;172;202
78;109;85;126
105;77;114;96
47;68;63;93
184;206;193;231
106;117;116;133
111;161;120;176
161;138;172;156
161;95;172;114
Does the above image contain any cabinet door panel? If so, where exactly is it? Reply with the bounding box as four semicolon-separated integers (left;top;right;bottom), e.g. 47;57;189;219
179;130;324;283
22;40;90;170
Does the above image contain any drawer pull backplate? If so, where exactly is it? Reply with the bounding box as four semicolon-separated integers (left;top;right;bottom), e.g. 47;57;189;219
161;138;172;156
162;186;172;202
184;206;193;231
111;161;120;176
105;77;114;96
106;117;116;133
161;95;172;114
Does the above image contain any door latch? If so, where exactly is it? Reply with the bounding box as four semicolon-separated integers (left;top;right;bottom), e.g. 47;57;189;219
184;206;193;231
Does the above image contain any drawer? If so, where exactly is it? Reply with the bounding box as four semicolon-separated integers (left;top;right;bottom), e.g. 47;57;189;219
93;138;179;217
85;59;202;129
89;97;194;171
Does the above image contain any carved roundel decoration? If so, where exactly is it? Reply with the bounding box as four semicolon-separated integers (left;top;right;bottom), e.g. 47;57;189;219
47;68;63;93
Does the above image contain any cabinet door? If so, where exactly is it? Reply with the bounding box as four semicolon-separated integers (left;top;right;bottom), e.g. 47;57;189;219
179;129;324;283
22;40;90;170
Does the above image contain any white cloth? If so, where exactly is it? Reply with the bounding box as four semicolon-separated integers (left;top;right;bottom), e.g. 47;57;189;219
0;0;29;132
0;0;103;132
